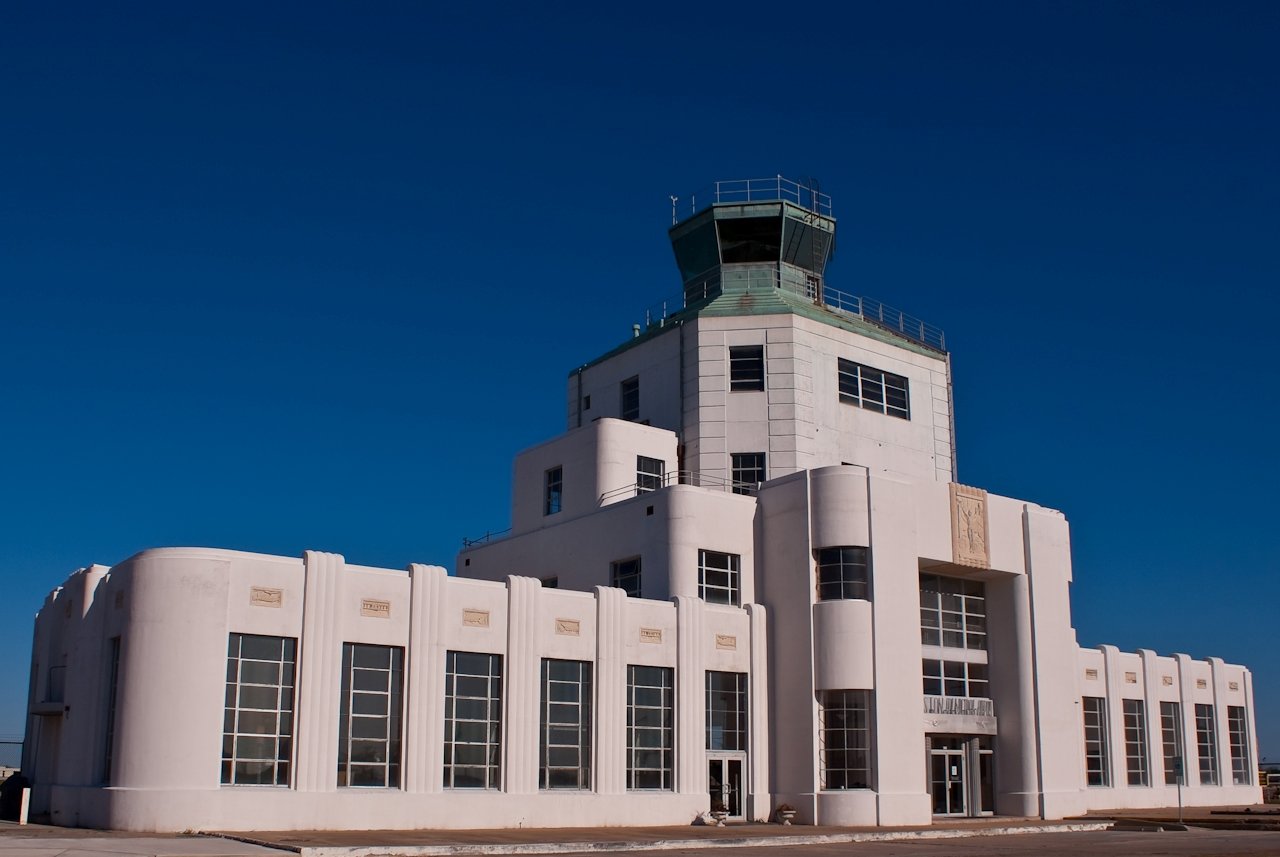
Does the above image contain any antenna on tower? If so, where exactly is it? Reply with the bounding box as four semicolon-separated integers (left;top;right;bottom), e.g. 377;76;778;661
670;196;679;225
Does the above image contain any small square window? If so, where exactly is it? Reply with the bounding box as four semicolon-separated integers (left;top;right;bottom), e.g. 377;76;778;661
636;456;664;494
611;558;641;597
728;346;764;392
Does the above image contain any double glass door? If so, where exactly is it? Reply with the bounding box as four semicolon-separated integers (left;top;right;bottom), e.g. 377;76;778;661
928;735;994;817
930;742;967;815
708;756;744;819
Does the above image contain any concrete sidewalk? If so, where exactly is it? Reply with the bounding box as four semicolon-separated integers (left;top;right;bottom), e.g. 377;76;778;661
3;806;1275;857
211;818;1113;856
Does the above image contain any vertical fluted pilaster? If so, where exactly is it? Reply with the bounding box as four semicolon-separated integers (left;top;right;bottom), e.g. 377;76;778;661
675;595;705;795
594;585;627;794
406;563;447;793
295;550;344;792
504;576;540;793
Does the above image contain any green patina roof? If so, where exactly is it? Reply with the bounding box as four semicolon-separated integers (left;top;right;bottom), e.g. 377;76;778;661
572;282;945;375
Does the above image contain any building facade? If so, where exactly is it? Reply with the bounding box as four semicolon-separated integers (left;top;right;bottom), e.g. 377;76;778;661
25;178;1261;831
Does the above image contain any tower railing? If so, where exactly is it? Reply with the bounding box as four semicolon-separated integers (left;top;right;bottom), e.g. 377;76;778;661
640;271;946;352
672;176;833;223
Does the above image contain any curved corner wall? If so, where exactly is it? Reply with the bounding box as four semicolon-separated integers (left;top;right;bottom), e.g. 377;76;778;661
808;466;870;548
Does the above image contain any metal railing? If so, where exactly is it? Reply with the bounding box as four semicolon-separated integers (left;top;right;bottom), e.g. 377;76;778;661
599;470;757;504
823;286;947;352
462;528;511;549
639;269;945;352
673;176;833;224
923;695;994;718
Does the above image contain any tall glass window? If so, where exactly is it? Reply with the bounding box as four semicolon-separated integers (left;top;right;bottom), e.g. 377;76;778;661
102;636;121;784
621;376;640;421
819;690;871;789
222;633;296;786
919;574;986;650
540;659;592;790
1160;701;1184;785
1195;703;1219;786
815;547;869;601
544;466;563;515
337;643;403;788
627;665;673;790
706;672;747;751
698;549;740;606
444;651;502;789
1082;696;1110;787
1123;699;1149;786
1227;706;1251;785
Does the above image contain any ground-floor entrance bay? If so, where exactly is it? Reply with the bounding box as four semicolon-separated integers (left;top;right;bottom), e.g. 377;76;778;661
928;735;993;817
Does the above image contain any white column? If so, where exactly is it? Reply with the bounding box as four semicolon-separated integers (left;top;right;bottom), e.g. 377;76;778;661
405;563;447;794
504;575;540;794
867;475;928;825
1138;649;1165;788
675;595;705;796
594;585;627;794
1023;505;1085;819
1100;645;1125;790
996;571;1041;816
746;603;770;821
1209;657;1232;786
295;550;344;793
1174;653;1199;787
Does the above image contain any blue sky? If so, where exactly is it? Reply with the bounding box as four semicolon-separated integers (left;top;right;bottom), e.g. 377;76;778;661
2;2;1278;767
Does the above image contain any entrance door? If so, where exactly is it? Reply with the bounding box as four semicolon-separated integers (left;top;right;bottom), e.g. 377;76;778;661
929;741;967;816
708;756;744;819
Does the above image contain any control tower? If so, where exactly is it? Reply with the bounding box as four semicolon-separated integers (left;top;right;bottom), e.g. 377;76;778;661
669;177;836;310
568;176;954;486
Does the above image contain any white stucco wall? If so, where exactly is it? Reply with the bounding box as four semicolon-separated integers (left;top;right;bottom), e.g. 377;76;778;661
28;548;764;832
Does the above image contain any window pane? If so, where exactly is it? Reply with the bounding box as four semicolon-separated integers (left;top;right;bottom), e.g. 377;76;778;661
444;651;503;789
337;643;403;789
821;690;871;789
628;665;673;791
223;633;296;786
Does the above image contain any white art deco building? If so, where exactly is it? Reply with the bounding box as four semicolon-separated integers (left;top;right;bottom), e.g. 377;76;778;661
24;179;1261;831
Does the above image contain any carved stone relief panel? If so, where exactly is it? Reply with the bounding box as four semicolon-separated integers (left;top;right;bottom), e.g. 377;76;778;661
950;483;990;569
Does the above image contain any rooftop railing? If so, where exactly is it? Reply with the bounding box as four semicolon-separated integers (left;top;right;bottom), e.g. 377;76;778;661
599;470;758;504
672;176;833;224
823;286;947;352
462;528;511;549
640;267;946;352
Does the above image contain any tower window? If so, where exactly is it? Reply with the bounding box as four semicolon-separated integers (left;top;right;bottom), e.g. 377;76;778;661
731;452;765;495
544;466;563;516
611;557;641;597
838;358;910;420
636;456;664;493
621;376;640;422
698;549;740;606
815;547;869;601
728;346;765;392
